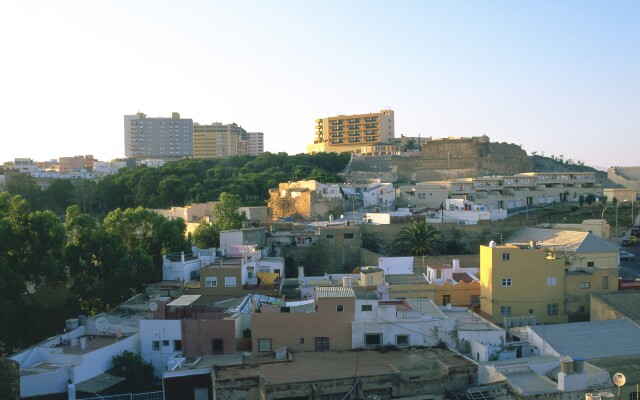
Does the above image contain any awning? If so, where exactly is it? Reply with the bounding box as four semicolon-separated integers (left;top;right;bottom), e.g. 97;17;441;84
167;294;201;307
76;373;126;394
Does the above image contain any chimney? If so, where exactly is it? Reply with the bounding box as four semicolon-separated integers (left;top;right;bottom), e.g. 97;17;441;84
453;259;460;273
181;252;185;263
298;266;305;281
342;276;352;287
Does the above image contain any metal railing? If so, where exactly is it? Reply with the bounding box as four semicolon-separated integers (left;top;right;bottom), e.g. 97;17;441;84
80;390;163;400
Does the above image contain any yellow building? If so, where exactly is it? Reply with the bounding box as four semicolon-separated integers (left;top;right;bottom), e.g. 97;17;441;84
480;228;620;326
307;109;395;154
193;122;263;158
480;243;567;325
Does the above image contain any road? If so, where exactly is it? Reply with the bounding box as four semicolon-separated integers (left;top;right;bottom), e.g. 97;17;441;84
619;240;640;281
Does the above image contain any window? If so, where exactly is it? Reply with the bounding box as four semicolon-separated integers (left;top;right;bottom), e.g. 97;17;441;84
547;303;559;315
315;337;330;351
174;340;182;351
224;277;237;287
361;304;373;312
587;261;595;267
603;276;609;290
501;278;512;287
258;339;272;352
344;233;354;239
211;338;224;354
546;277;557;286
162;340;169;347
500;306;511;316
436;270;442;279
502;253;510;261
364;333;382;347
471;295;480;307
152;340;160;350
190;270;198;281
442;295;451;305
247;267;254;279
336;305;344;312
396;335;409;346
326;234;334;239
580;282;591;289
205;277;217;287
299;338;304;344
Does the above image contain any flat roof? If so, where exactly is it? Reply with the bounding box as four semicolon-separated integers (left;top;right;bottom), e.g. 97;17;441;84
216;348;474;384
385;274;427;285
167;295;201;307
529;318;640;359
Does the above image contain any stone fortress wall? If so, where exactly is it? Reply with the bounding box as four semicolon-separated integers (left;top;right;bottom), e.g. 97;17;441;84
346;136;533;183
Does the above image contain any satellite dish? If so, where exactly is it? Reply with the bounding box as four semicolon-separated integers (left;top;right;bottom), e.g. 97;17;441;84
148;301;158;312
613;372;626;387
95;317;109;333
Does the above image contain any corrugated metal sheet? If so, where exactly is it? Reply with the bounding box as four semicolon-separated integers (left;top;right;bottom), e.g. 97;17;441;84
315;286;355;299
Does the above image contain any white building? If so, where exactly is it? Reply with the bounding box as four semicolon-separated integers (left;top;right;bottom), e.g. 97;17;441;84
10;295;150;398
139;318;182;378
363;183;396;209
162;248;217;284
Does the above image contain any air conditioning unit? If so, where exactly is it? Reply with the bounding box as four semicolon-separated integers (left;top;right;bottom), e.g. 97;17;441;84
529;315;537;326
520;316;529;326
511;317;521;327
503;317;512;328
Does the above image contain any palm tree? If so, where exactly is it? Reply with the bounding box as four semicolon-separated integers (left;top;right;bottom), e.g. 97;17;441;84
393;221;440;256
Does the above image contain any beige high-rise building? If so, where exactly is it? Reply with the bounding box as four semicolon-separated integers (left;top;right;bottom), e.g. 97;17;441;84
193;123;241;158
307;109;395;154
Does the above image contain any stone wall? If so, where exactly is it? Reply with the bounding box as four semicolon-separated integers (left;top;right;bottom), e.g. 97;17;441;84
347;138;533;183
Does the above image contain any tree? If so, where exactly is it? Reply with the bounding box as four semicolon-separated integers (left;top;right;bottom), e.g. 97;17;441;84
212;192;245;231
393;221;440;256
578;194;585;208
192;220;219;249
111;351;156;393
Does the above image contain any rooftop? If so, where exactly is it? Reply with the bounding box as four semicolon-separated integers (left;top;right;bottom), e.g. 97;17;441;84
385;274;428;285
591;292;640;323
507;228;619;254
528;318;640;359
315;286;355;299
216;348;474;384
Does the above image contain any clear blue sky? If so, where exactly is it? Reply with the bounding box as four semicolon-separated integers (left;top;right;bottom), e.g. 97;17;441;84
1;1;638;169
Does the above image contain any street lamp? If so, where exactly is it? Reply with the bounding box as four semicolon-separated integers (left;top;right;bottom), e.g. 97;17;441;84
601;204;612;239
616;199;628;243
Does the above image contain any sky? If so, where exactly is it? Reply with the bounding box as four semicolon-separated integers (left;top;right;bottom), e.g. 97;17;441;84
0;1;638;170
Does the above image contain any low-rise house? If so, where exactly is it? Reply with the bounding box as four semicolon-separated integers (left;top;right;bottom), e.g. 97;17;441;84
251;286;355;353
590;291;640;324
480;228;619;325
213;347;477;400
10;295;150;398
162;248;217;285
476;356;613;400
140;295;243;378
511;319;640;400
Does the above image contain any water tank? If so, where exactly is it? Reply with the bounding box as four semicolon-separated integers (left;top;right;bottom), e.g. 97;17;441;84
66;318;79;331
520;316;529;326
560;357;574;374
489;241;497;248
79;336;87;351
573;356;585;373
503;317;512;328
77;315;86;326
342;276;352;287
